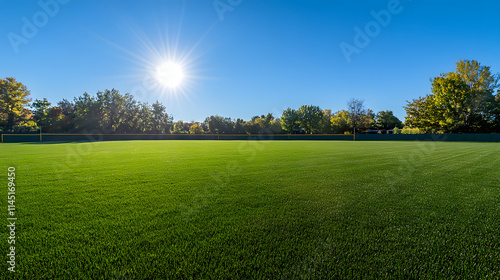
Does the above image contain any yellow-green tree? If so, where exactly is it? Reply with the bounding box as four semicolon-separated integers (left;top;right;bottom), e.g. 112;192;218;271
189;123;203;134
431;72;472;131
404;95;439;133
0;77;32;131
330;110;351;134
405;60;499;133
173;120;185;134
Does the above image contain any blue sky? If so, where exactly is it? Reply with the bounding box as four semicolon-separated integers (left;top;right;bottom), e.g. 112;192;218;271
2;0;499;122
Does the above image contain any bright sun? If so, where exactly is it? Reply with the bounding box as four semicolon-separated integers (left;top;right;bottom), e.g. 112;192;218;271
156;62;185;88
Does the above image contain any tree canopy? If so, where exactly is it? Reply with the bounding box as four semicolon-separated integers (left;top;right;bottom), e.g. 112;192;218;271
374;111;403;130
296;105;324;134
280;108;300;133
0;77;32;131
405;60;499;133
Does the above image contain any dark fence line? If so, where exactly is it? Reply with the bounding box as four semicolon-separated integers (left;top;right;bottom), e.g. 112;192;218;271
355;133;500;142
1;133;499;143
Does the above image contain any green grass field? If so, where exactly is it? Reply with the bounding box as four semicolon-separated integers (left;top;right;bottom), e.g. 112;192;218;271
1;140;499;279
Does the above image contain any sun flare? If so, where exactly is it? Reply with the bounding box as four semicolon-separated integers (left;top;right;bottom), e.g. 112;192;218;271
103;18;207;101
156;62;185;89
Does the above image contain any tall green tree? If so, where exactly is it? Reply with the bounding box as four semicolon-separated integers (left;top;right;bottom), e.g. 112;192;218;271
404;95;437;133
204;115;233;134
45;106;64;132
233;118;246;134
493;91;500;130
269;118;283;134
73;92;100;132
360;109;375;130
321;109;333;134
115;94;139;133
71;91;173;134
32;98;52;130
98;89;126;133
456;60;498;100
405;60;499;133
244;113;276;134
0;77;32;131
280;108;299;133
296;105;324;134
374;110;403;130
137;102;153;133
455;59;499;131
57;99;76;132
431;72;473;131
151;101;173;133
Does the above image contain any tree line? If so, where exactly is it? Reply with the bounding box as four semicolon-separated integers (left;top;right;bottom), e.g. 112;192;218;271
0;87;173;134
0;83;402;135
1;60;498;135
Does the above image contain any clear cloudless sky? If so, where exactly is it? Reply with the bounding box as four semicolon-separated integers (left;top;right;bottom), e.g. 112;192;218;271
1;0;500;122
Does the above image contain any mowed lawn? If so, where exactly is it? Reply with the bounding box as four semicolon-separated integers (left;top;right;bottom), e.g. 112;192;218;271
1;140;499;279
